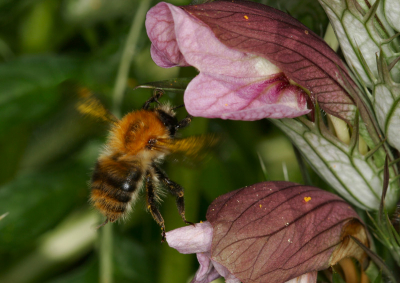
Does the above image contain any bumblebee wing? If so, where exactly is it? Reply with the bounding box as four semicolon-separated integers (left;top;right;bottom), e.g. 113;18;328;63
158;135;219;162
76;87;118;124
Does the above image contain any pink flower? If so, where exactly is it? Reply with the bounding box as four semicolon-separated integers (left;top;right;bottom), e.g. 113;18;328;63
166;221;241;283
146;1;309;121
166;181;369;283
146;1;357;122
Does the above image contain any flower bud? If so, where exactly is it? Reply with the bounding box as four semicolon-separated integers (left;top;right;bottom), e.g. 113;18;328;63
318;0;400;87
373;53;400;152
271;116;399;211
383;0;400;32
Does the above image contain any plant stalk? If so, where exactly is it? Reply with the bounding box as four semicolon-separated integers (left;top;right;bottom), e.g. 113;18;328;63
112;0;152;117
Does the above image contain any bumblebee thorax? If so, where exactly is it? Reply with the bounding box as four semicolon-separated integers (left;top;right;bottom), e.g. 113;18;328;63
108;110;171;156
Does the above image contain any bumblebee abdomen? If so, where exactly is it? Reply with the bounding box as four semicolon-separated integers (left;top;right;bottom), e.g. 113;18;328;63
90;158;143;222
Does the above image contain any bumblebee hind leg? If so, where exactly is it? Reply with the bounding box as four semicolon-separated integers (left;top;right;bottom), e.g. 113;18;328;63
154;165;193;226
145;170;166;242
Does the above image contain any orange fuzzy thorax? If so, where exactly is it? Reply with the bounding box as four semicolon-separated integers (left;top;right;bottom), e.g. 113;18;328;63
107;110;171;157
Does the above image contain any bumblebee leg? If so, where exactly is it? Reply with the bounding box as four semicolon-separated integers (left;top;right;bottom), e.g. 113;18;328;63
175;115;193;131
142;89;164;109
95;218;109;230
154;166;193;226
145;170;166;241
172;104;184;110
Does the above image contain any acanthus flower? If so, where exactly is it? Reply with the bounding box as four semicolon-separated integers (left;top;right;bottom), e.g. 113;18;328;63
166;181;369;283
146;0;360;122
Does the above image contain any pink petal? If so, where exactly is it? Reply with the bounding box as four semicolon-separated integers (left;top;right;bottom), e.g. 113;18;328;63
206;181;368;283
183;0;357;123
285;272;318;283
165;221;213;254
185;72;309;120
146;2;189;67
190;252;221;283
211;260;241;283
146;2;310;120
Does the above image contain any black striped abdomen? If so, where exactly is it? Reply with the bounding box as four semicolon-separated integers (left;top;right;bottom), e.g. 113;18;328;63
90;157;142;222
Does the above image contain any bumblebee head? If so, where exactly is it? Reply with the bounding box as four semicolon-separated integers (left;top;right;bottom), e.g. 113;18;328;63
155;105;178;137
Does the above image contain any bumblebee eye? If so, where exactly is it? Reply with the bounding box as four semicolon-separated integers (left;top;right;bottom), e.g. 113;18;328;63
146;138;157;150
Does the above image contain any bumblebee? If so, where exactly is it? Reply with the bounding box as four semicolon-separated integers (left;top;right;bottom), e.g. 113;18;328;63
77;89;216;240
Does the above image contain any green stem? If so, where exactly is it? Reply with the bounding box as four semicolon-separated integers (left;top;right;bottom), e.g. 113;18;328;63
101;1;152;281
112;0;152;117
100;224;113;283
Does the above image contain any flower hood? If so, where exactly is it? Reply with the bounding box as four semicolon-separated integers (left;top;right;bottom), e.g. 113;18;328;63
146;0;358;122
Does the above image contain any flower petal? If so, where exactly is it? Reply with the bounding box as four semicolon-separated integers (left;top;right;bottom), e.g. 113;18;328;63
190;252;221;283
206;181;368;283
285;272;318;283
146;2;310;120
182;0;357;123
185;72;309;120
146;2;190;67
165;221;213;254
211;260;241;283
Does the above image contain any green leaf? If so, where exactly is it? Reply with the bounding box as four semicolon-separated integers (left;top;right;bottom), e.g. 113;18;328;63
45;259;98;283
0;212;8;221
292;144;312;186
0;0;41;23
113;235;156;283
134;78;192;93
63;0;138;26
332;271;346;283
379;156;389;221
389;219;400;245
373;271;383;283
0;125;31;185
0;55;79;133
0;55;78;104
257;152;270;182
0;162;88;251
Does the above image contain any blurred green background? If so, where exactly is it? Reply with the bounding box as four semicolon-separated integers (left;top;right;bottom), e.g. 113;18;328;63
0;0;330;282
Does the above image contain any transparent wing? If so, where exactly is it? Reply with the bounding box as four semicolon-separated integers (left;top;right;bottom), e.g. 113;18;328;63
76;87;118;124
158;135;220;164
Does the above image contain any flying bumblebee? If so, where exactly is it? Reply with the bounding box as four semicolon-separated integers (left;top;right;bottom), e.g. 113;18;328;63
77;88;217;240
